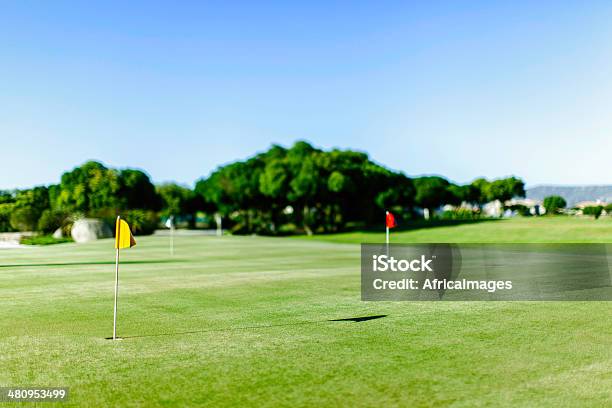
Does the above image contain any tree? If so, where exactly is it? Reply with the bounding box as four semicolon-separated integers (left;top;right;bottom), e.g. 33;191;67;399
0;190;14;204
446;184;473;206
487;177;525;203
259;154;290;231
542;195;567;215
55;161;121;213
55;161;162;216
0;203;14;232
413;176;451;217
194;141;420;234
191;142;528;234
157;183;202;227
195;155;268;233
320;148;394;231
285;142;322;235
9;186;51;231
118;169;161;211
158;183;190;217
469;178;491;207
582;206;603;219
0;191;16;232
374;173;415;219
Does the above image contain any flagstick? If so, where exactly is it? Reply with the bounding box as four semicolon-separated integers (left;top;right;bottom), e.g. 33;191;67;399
385;211;390;257
113;215;120;340
215;213;222;237
113;247;120;340
170;224;174;256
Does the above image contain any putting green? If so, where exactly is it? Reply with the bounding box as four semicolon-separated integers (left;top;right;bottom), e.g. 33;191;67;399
1;233;611;406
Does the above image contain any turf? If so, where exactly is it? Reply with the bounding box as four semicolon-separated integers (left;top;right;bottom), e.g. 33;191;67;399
1;219;612;407
299;216;612;244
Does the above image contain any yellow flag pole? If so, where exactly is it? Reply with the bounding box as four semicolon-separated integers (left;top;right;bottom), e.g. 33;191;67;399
113;215;120;340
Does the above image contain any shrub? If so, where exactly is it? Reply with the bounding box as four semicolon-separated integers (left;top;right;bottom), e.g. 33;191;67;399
439;208;480;220
37;210;69;234
543;195;567;215
582;206;603;219
505;204;531;216
9;207;39;231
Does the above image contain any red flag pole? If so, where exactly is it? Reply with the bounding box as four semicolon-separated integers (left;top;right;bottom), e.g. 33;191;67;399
385;211;390;256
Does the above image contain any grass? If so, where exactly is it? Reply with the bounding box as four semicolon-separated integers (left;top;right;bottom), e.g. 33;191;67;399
20;235;73;246
300;216;612;244
1;218;611;406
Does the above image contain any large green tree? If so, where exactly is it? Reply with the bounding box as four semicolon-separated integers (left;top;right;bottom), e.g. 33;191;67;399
118;169;161;211
55;161;121;213
195;141;420;234
487;177;525;203
55;161;160;215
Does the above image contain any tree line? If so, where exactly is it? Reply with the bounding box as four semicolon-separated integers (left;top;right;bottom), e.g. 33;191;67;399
543;195;612;219
0;141;525;236
0;161;201;235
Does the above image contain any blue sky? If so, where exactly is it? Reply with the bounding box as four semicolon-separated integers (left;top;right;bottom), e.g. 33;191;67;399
1;1;612;189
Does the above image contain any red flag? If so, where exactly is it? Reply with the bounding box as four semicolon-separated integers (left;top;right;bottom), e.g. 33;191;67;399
386;211;397;228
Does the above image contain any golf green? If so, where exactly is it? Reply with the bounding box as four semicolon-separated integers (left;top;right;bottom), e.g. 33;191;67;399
1;231;611;406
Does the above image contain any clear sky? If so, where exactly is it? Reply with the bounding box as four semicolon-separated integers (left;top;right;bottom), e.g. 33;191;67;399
1;1;612;189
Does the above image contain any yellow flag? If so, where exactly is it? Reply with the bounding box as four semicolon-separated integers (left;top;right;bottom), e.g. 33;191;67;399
115;218;136;249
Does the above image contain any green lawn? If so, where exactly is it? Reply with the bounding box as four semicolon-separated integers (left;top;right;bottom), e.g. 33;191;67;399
1;218;612;406
300;216;612;244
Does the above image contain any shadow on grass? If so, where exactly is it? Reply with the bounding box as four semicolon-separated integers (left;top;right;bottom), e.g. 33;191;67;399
118;315;388;339
329;314;387;322
0;260;186;268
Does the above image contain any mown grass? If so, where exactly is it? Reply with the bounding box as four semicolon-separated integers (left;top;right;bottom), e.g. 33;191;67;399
20;235;73;246
300;216;612;244
1;218;611;407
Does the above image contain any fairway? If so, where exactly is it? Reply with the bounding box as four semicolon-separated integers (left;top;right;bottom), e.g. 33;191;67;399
301;217;612;244
2;232;612;407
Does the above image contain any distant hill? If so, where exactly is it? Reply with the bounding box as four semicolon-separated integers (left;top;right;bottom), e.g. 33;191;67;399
526;185;612;207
